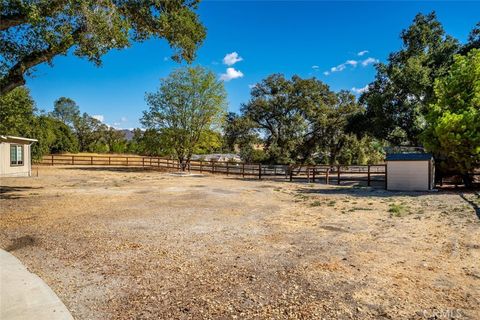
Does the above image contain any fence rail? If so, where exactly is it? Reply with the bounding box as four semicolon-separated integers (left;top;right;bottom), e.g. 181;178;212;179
36;154;386;186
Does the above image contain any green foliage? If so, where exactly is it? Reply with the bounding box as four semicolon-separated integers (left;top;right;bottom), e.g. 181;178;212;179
127;128;172;156
335;135;385;165
422;49;480;184
1;0;206;94
239;145;267;164
104;127;127;153
73;112;108;152
460;22;480;55
51;97;79;126
31;116;79;158
359;12;460;145
240;75;375;165
142;66;227;165
388;203;409;217
194;130;223;154
0;87;78;159
0;86;36;136
242;74;338;164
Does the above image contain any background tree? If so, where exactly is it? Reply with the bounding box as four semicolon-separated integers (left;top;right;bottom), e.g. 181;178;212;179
242;74;337;164
1;0;206;95
0;86;36;136
51;97;80;126
142;66;227;168
0;87;78;158
309;90;361;164
421;49;480;186
222;112;258;153
460;22;480;54
104;127;127;153
358;12;459;145
32;116;79;156
73;112;108;152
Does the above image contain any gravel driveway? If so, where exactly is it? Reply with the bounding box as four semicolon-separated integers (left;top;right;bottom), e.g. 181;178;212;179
1;166;479;319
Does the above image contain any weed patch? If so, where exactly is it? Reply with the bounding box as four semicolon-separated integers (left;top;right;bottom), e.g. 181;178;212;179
389;203;409;217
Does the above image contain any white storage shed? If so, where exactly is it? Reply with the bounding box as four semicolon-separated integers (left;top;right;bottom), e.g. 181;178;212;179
0;135;37;177
386;153;434;191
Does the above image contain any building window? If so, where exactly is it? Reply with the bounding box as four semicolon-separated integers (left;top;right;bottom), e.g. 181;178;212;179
10;144;24;166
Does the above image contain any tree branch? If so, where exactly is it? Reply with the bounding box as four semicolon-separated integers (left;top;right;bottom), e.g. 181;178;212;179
1;28;82;95
0;13;25;30
0;1;68;31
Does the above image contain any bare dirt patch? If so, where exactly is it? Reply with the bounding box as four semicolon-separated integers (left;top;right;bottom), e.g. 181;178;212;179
1;166;479;319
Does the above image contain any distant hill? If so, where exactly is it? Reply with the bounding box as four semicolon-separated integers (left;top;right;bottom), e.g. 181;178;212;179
119;129;134;141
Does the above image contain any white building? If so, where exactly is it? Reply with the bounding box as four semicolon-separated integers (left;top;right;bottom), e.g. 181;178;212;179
0;136;37;177
386;153;434;191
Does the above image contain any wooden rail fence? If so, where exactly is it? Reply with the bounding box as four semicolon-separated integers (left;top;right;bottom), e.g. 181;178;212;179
37;154;386;187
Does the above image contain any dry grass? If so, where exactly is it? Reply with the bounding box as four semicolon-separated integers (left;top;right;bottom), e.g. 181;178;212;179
1;166;479;319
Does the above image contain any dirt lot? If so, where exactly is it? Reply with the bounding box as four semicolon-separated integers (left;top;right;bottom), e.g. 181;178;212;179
1;166;479;319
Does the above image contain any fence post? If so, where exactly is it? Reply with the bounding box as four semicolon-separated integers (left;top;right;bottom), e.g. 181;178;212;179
212;161;215;174
142;157;145;168
200;161;203;173
289;166;293;182
326;168;329;185
242;163;245;178
258;163;262;180
337;165;341;185
108;157;111;165
367;165;371;186
307;167;310;183
72;155;74;165
312;167;316;182
226;162;229;176
126;157;128;166
51;155;54;166
91;156;93;165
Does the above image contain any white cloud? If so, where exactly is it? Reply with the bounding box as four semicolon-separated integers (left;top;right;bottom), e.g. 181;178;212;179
351;85;369;94
248;84;256;89
312;65;319;69
324;56;379;76
327;60;357;74
223;52;243;66
361;57;379;66
92;115;104;122
120;116;128;122
330;64;346;73
357;50;369;56
220;67;244;81
163;56;169;62
345;60;358;67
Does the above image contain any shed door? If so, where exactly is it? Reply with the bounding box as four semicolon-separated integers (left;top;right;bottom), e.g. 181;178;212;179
387;161;429;191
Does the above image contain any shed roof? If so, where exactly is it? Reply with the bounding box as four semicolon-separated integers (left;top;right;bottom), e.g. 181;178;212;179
0;135;38;144
386;153;433;161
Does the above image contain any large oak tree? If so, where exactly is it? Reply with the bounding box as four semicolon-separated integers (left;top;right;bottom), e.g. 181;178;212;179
0;0;206;95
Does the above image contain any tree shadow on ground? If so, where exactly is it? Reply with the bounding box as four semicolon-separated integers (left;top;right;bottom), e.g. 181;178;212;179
0;186;43;200
459;193;480;220
5;235;36;252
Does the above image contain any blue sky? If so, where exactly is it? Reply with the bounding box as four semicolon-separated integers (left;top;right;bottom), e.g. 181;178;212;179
26;1;479;129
